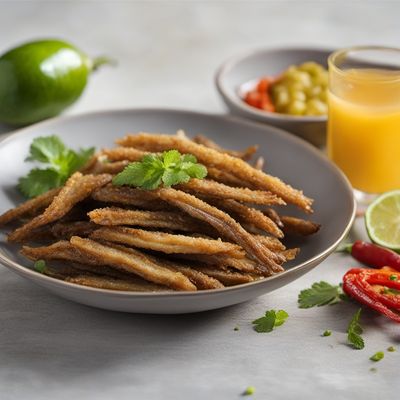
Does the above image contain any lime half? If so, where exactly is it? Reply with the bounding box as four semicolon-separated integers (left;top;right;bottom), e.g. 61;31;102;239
365;190;400;251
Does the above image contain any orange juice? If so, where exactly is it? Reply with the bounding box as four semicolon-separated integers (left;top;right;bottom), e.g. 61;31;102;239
327;68;400;193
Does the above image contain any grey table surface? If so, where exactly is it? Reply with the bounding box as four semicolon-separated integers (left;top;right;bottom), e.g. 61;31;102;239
1;1;399;399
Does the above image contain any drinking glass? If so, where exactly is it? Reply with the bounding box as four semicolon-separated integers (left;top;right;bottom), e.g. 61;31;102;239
327;46;400;204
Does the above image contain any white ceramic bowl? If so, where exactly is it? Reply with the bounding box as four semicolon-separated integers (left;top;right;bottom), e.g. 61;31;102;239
215;47;334;147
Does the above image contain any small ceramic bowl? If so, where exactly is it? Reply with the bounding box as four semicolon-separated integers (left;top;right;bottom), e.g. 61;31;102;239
215;47;334;147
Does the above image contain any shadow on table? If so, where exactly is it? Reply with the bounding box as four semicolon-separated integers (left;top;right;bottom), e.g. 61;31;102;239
1;275;251;380
0;123;13;136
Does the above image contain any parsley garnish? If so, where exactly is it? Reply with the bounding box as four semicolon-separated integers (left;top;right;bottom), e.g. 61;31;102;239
19;135;94;198
347;308;365;350
112;150;207;190
322;330;332;337
370;351;384;362
298;281;342;308
34;259;46;273
252;309;288;333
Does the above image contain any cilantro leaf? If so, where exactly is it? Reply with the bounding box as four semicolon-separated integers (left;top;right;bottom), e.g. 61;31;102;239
347;308;365;350
18;168;61;198
19;136;95;198
298;281;342;308
26;135;66;163
274;310;289;326
252;309;288;333
68;147;96;173
113;149;208;190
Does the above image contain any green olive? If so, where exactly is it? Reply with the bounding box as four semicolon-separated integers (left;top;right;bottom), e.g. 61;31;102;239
270;61;328;116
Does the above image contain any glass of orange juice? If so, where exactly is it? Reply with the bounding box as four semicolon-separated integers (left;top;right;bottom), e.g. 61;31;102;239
327;46;400;203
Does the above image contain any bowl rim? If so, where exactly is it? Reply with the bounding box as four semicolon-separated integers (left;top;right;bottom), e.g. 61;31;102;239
0;107;356;299
215;45;336;123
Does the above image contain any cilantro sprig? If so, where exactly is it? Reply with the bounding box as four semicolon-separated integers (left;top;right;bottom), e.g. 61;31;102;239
252;309;288;333
19;135;94;198
298;281;343;308
112;150;207;190
347;308;365;350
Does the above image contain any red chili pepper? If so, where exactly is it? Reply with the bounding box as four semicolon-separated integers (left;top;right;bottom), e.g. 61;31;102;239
346;240;400;272
343;269;400;323
243;77;275;112
355;269;400;310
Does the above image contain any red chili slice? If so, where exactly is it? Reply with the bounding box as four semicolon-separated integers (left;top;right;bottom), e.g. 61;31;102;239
343;269;400;323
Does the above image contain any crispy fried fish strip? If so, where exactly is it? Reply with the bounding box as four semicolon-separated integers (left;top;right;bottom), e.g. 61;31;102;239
253;156;265;170
177;179;285;206
91;185;167;210
209;198;283;238
89;160;129;174
150;258;224;290
70;236;197;291
252;235;286;251
88;207;208;232
8;173;112;242
51;221;98;239
21;240;103;266
175;253;259;274
154;188;284;274
64;274;170;292
191;266;256;285
192;134;258;160
116;133;312;212
263;208;284;228
280;216;321;236
281;248;300;261
100;147;148;162
90;226;245;257
0;188;61;226
39;262;170;291
206;167;250;188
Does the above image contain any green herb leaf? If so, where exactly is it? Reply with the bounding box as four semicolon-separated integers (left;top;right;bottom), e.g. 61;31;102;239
34;259;46;273
370;351;384;362
26;135;66;164
322;330;332;337
18;168;61;198
252;309;288;333
298;281;342;308
242;386;255;396
274;310;289;326
19;136;95;198
347;308;365;350
113;149;208;190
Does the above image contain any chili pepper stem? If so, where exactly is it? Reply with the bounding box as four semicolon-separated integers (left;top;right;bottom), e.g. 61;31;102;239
336;242;353;253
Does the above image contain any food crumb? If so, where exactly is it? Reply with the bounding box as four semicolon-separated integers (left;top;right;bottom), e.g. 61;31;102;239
370;351;384;362
370;367;377;373
242;386;255;396
387;346;396;352
322;330;332;337
234;326;239;331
